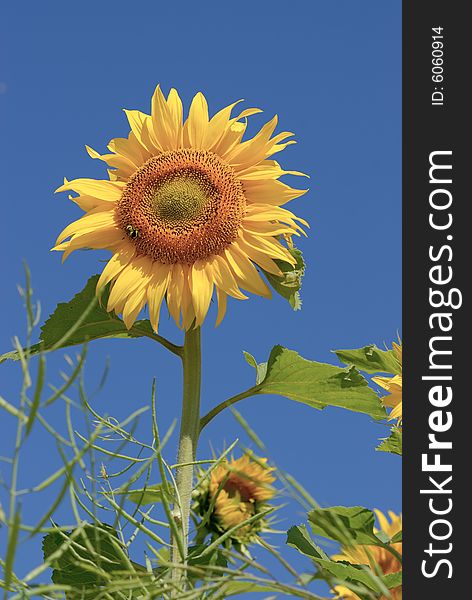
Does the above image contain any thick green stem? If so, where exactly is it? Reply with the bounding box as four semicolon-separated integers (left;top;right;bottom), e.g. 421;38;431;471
171;326;201;585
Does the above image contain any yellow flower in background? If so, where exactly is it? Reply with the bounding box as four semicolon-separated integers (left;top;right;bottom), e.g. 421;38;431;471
373;342;402;425
53;85;308;331
333;510;402;600
195;454;276;542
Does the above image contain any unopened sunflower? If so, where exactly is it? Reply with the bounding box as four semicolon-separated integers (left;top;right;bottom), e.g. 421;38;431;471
373;342;402;425
53;85;308;331
333;510;402;600
194;454;276;544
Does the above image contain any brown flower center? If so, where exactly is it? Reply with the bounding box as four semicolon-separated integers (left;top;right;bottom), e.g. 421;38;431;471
116;149;246;264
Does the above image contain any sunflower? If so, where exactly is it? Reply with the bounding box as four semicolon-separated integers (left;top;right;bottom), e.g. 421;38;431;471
194;454;275;543
53;85;308;331
373;342;402;425
333;510;402;600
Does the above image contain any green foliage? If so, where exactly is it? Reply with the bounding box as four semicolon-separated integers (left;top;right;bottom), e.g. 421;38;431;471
308;506;381;546
288;507;403;599
0;275;180;364
42;523;143;597
334;344;401;375
262;246;305;310
376;428;403;456
121;483;174;506
286;524;329;561
246;346;387;420
1;269;402;600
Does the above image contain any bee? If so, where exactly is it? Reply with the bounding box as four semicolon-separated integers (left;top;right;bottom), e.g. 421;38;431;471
125;224;140;239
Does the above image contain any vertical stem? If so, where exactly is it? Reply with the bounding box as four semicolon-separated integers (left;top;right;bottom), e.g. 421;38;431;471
171;326;201;585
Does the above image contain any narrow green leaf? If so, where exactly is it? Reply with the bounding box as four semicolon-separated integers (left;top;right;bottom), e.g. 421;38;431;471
119;484;173;506
218;581;281;596
4;508;21;597
262;247;305;310
334;344;401;375
249;346;386;420
25;353;45;436
376;428;403;456
0;396;27;422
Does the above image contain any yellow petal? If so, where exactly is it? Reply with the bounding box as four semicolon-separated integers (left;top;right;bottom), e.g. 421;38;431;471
52;227;122;259
243;179;308;206
122;285;147;329
224;246;271;298
374;510;390;535
147;262;171;332
215;288;227;327
107;134;148;166
189;261;213;326
238;160;309;181
180;266;196;330
233;238;282;276
151;84;176;151
225;115;279;168
96;243;136;297
55;211;116;245
166;263;186;327
56;178;124;200
123;109;157;154
167;88;184;148
240;231;296;265
202;99;243;150
207;255;247;300
107;257;152;312
184;92;209;149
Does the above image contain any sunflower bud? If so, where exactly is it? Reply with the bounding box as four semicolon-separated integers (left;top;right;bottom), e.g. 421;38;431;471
194;454;276;546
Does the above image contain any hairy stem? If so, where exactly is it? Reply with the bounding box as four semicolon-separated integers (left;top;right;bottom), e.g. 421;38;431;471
171;326;201;589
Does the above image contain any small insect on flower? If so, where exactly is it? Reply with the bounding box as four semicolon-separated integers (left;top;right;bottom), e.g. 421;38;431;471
125;224;140;239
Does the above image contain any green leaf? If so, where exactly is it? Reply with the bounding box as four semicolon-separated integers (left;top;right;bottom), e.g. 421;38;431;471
42;522;140;596
383;570;402;589
287;523;401;596
308;506;381;547
286;524;329;560
376;428;403;456
1;275;174;363
187;544;228;572
249;346;386;420
119;484;173;506
243;351;267;384
219;581;280;596
313;559;398;595
334;344;401;375
262;246;305;310
390;531;402;544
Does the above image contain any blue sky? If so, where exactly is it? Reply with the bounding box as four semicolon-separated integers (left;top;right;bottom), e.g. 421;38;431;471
0;0;401;593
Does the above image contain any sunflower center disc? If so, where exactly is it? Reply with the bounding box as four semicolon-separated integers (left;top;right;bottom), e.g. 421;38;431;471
116;149;246;264
152;175;209;223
